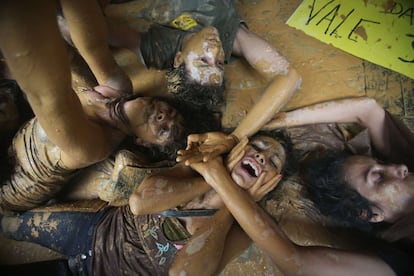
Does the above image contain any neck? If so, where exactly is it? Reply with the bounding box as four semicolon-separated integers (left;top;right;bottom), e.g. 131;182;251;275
381;209;414;242
78;90;127;143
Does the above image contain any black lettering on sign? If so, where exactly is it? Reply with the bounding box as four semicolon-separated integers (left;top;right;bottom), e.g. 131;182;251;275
398;34;414;63
381;2;413;26
348;19;380;42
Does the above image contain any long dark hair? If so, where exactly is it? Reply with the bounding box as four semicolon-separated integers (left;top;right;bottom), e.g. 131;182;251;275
300;150;376;231
1;79;34;184
109;94;222;162
166;64;225;112
253;129;297;178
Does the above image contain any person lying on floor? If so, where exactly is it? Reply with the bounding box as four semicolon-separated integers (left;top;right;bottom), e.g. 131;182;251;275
62;0;302;158
177;96;413;276
0;0;221;214
0;131;293;275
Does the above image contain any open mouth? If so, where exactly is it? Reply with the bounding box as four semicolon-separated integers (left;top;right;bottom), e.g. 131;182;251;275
241;158;259;177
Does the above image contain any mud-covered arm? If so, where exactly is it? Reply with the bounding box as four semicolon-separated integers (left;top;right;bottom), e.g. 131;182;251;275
171;151;279;275
128;163;210;215
61;0;132;93
213;224;252;274
231;25;301;140
263;97;390;156
169;207;234;276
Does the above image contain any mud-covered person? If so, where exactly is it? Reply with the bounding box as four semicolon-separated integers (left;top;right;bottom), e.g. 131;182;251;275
181;97;414;276
0;0;189;213
0;131;293;275
75;0;301;157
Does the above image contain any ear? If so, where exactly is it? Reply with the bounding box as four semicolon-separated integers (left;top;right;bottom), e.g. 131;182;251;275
173;52;184;68
368;207;385;223
359;207;385;223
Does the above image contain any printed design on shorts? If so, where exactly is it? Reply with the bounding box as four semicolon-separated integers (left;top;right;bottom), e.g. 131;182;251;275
155;242;170;265
149;225;158;240
146;224;172;266
170;13;198;30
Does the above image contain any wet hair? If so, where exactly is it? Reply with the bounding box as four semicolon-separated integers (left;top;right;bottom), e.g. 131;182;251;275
0;79;34;131
106;93;140;127
157;97;222;161
252;129;297;178
0;79;34;184
109;94;222;162
245;129;298;204
300;150;375;231
166;63;225;111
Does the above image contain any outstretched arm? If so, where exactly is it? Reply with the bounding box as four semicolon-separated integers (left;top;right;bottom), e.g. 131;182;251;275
231;26;301;140
263;97;388;156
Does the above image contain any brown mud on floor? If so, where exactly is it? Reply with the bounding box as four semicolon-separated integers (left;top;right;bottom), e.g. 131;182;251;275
1;0;413;274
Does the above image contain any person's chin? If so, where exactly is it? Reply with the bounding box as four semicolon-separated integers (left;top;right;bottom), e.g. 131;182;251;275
233;174;254;189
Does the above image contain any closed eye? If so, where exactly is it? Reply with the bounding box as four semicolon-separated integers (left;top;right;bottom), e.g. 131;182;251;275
270;156;279;169
371;170;384;184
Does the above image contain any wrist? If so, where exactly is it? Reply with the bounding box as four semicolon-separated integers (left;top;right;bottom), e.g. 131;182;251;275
229;134;239;144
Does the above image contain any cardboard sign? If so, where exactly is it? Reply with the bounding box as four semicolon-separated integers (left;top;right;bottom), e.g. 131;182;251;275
287;0;414;79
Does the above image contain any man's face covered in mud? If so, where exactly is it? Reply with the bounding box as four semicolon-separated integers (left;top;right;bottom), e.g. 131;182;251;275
175;26;225;86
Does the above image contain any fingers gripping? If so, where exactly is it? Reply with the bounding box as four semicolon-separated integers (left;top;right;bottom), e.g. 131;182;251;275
225;137;248;171
248;174;282;202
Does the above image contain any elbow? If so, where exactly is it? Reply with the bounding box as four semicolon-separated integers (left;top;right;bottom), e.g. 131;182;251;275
363;97;381;110
128;192;143;215
287;67;302;91
357;97;384;125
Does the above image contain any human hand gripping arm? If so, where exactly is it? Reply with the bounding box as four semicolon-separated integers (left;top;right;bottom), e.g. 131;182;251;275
176;131;239;164
170;151;278;276
230;26;301;143
180;66;300;163
176;28;301;164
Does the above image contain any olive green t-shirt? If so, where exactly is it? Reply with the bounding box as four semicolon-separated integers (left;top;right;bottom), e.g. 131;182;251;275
140;0;242;69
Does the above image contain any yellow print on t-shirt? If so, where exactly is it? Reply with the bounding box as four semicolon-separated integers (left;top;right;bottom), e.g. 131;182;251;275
171;13;198;31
